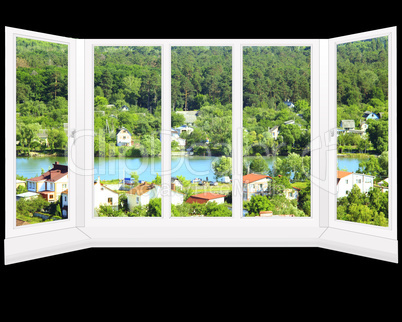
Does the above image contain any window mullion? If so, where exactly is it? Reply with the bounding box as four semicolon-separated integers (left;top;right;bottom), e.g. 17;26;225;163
161;43;171;219
232;43;242;220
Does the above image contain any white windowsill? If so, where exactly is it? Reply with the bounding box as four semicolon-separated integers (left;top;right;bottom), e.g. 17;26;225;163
4;226;398;265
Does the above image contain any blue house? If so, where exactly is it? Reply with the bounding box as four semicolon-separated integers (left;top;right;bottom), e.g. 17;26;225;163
362;111;379;120
283;100;295;108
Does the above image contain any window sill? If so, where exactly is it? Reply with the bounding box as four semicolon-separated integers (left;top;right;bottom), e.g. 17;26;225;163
4;226;398;264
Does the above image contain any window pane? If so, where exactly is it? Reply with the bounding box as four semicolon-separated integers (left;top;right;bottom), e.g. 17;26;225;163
93;46;162;217
171;46;232;217
337;37;389;226
16;37;69;225
242;46;311;217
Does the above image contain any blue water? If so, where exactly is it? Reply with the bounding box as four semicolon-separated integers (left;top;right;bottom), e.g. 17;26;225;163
16;156;365;182
337;156;366;173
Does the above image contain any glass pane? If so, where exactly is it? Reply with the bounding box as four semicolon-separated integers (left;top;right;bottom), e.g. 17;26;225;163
171;46;232;217
93;46;162;217
337;37;389;226
16;37;69;225
242;46;311;217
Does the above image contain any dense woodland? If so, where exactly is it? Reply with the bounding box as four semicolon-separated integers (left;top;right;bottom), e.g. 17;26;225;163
16;38;69;155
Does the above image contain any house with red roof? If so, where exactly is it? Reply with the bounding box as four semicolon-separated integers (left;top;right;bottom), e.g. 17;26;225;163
243;173;272;201
26;162;68;202
186;192;226;205
337;170;374;198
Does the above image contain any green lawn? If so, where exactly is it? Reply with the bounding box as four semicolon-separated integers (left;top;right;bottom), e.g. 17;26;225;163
292;181;309;190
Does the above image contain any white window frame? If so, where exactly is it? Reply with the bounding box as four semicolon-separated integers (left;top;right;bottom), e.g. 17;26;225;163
327;27;398;241
5;27;78;239
4;27;398;265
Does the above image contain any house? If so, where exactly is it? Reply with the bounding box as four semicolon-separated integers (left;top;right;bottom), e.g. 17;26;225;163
340;120;355;131
360;120;369;131
283;187;301;200
93;177;119;215
337;170;374;198
175;125;194;136
171;128;186;148
283;100;295;108
116;127;133;147
186;192;226;205
171;177;184;190
284;119;295;125
16;179;26;189
243;173;272;201
362;111;379;120
121;105;129;112
26;161;68;202
61;189;68;218
36;129;49;146
126;182;184;211
268;125;279;140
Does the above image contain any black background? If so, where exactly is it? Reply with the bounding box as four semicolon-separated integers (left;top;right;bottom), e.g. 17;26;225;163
1;5;400;304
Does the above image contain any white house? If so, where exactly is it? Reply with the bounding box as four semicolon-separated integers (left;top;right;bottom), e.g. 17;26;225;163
172;177;184;190
116;127;132;147
175;125;194;136
127;182;184;211
337;170;374;198
171;128;186;148
243;173;272;201
94;177;120;215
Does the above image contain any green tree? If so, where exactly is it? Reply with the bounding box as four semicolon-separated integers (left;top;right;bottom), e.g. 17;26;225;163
147;198;162;217
100;69;113;99
249;154;269;174
244;195;273;216
122;75;141;105
212;156;232;180
17;122;40;154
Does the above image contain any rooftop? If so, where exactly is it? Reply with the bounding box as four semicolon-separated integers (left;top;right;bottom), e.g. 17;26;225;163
337;170;353;179
186;192;226;204
28;162;68;182
243;173;272;184
127;182;156;196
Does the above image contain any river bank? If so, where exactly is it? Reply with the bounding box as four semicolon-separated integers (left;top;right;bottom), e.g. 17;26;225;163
337;152;374;158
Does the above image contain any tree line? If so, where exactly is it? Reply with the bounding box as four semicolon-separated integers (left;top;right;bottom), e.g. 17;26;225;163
16;38;68;155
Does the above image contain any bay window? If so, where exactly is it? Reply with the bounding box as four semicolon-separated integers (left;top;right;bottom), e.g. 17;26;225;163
4;27;398;265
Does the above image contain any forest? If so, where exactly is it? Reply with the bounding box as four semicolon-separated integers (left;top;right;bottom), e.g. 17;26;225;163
16;38;69;155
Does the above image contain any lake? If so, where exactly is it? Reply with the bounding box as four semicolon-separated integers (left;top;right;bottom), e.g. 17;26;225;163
16;155;365;181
